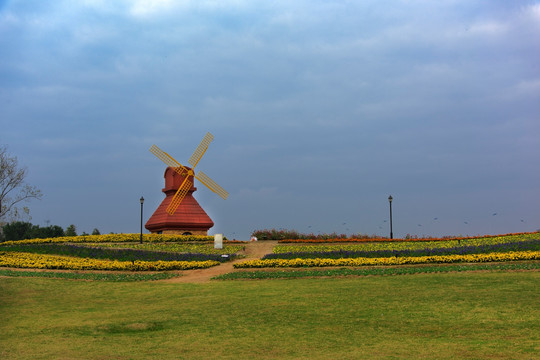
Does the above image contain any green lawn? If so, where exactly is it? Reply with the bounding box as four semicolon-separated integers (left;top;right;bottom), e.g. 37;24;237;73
1;272;539;359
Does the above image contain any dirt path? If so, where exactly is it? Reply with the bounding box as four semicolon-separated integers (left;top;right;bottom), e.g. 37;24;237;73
162;241;278;283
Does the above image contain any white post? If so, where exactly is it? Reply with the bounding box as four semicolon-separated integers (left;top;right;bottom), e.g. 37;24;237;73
214;233;223;249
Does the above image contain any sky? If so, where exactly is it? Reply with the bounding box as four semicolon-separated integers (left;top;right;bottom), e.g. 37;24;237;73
1;0;539;240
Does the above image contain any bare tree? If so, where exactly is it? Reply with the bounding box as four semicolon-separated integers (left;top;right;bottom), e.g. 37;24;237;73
0;146;42;222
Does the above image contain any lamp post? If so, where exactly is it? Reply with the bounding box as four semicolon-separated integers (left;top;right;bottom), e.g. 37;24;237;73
139;197;144;244
388;195;393;239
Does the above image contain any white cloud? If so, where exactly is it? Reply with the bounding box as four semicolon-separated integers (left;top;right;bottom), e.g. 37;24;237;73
127;0;252;18
526;3;540;19
0;11;20;28
499;78;540;101
72;25;115;45
468;20;508;35
129;0;176;17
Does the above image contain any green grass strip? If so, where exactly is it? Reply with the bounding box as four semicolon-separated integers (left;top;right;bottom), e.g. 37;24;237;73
0;268;180;281
214;262;540;280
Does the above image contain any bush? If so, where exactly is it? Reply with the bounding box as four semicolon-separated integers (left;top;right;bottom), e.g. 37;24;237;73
31;225;64;239
65;224;77;236
1;222;65;241
2;222;32;241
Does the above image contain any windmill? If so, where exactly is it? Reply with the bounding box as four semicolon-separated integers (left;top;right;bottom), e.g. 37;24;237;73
150;132;228;215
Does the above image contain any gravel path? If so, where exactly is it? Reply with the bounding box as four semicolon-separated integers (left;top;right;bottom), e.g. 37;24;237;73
161;241;278;283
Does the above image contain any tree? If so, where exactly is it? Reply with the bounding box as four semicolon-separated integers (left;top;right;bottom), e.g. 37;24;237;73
1;221;65;241
92;228;101;235
2;221;32;241
65;224;77;236
0;146;42;222
30;224;64;239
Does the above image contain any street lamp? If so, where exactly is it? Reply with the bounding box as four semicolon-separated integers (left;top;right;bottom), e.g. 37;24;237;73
140;196;144;244
388;195;393;239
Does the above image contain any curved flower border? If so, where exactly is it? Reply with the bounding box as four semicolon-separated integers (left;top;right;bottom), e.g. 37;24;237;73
0;234;217;246
0;251;220;271
234;251;540;268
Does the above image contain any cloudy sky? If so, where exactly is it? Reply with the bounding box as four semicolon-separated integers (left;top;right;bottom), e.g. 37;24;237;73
1;0;539;239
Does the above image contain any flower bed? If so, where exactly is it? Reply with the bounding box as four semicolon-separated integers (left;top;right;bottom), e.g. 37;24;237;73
274;234;539;255
85;242;244;255
277;232;539;243
0;233;244;271
1;243;237;262
0;233;216;246
264;240;540;260
0;251;220;271
234;251;540;268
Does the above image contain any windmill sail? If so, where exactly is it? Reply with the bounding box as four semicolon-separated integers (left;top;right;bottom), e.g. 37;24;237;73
150;132;227;215
150;145;189;176
188;132;214;168
196;171;229;200
166;177;193;215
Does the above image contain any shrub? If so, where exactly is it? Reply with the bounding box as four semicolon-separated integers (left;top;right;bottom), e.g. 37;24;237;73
31;225;65;239
2;221;32;241
1;222;65;241
65;224;77;236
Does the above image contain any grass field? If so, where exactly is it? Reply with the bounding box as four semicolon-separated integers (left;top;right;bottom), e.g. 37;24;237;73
1;271;539;359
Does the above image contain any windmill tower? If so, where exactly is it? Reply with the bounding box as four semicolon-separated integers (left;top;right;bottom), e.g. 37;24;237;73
145;132;228;235
145;167;214;235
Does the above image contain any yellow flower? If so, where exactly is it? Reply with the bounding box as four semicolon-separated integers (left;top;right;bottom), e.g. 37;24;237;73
0;251;219;271
233;251;540;268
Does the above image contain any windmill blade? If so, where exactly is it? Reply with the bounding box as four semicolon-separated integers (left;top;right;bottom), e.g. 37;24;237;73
188;132;214;168
150;144;189;176
195;171;229;200
150;144;181;167
166;177;192;215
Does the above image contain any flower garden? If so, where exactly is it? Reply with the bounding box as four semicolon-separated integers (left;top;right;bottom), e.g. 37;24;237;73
0;231;538;276
233;232;540;270
0;234;243;271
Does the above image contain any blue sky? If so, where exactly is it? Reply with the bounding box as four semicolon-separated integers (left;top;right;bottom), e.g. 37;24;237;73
1;0;539;239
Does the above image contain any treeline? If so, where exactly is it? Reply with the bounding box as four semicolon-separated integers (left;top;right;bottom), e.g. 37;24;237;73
0;222;101;242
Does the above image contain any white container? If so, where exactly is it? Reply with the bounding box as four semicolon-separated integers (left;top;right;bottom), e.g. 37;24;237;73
214;234;223;249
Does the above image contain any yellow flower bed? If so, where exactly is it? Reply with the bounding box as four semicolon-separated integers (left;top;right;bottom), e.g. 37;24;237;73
0;233;214;246
88;242;244;255
234;251;540;268
0;251;220;271
274;233;540;254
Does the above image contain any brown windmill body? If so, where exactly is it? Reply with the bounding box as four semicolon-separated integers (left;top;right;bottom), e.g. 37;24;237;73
145;167;213;235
